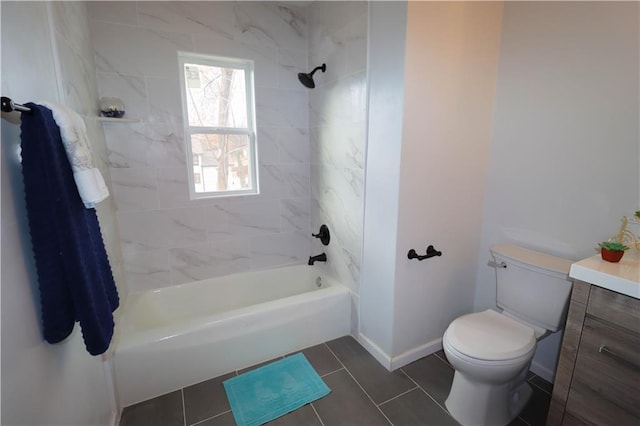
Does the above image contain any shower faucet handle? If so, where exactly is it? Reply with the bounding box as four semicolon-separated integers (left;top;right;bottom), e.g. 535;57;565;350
312;224;330;246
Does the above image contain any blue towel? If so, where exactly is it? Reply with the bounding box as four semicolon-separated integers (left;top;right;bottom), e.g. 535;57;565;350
20;104;119;356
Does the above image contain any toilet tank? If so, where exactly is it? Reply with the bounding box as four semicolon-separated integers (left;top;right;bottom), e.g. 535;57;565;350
491;244;573;333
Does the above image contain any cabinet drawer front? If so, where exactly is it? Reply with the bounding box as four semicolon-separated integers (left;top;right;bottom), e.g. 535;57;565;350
587;286;640;332
566;317;640;425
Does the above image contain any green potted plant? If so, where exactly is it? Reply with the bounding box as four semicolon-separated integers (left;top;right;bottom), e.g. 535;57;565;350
598;241;629;263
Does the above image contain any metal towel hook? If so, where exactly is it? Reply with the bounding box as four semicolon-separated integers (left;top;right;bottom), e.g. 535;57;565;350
408;245;442;261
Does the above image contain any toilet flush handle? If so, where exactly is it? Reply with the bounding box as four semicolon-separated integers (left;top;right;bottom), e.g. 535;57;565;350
488;260;507;268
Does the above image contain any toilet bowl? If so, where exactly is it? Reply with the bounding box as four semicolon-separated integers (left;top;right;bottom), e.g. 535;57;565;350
443;310;538;425
442;245;573;426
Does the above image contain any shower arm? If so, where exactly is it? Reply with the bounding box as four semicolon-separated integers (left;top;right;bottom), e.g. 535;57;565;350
308;65;325;77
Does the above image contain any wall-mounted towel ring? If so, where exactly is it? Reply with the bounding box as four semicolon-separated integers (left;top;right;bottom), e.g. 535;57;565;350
408;245;442;261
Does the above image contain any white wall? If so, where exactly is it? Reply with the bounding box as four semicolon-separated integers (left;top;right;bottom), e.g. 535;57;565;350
360;1;503;368
360;1;407;361
1;2;117;424
474;1;640;380
393;1;503;362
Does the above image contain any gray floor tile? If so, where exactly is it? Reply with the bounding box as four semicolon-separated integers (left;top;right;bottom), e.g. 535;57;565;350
120;390;184;426
518;383;551;426
197;406;321;426
326;336;414;404
237;356;284;375
529;374;553;395
435;349;452;367
292;343;342;376
508;415;530;426
196;411;235;426
402;354;455;406
313;370;391;426
184;372;236;425
117;338;555;426
266;404;322;426
380;388;459;426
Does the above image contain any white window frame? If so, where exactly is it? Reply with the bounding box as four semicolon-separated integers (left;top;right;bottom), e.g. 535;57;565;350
178;51;259;199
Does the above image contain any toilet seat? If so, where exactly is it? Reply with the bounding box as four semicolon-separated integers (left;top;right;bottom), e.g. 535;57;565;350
444;310;536;361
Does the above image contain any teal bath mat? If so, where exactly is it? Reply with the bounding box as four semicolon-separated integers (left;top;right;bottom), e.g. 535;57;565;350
223;353;330;426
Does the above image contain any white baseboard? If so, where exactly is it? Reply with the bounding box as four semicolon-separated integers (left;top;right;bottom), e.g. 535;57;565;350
357;333;442;371
389;337;442;370
358;331;555;386
357;333;392;370
529;360;555;383
107;409;119;426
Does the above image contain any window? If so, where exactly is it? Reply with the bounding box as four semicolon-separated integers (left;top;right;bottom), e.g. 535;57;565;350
178;52;258;198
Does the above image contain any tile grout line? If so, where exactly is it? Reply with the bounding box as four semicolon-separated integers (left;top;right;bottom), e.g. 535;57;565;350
517;416;533;426
376;385;419;407
190;409;233;426
527;377;553;396
285;344;335;426
310;403;325;426
319;368;347;379
433;351;451;367
399;367;455;420
323;342;394;426
180;388;187;426
398;364;541;426
319;366;345;378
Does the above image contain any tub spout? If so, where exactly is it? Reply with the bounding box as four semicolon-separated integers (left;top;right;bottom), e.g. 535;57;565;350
308;253;327;265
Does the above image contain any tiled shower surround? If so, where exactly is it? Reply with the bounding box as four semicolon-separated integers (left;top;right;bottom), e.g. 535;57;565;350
308;2;367;300
49;2;127;299
88;1;368;298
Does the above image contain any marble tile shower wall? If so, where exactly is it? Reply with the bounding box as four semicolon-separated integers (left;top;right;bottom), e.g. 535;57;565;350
86;2;312;292
308;2;367;304
49;2;127;299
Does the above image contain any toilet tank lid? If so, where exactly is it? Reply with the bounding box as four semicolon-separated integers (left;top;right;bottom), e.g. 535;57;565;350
491;244;572;275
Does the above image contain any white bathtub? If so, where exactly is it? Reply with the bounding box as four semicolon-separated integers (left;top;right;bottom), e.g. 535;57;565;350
113;265;351;407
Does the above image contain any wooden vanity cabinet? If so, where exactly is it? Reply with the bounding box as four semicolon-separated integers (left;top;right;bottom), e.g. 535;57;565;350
547;280;640;426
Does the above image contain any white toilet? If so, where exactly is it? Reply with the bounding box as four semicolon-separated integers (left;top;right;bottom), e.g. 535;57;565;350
443;244;572;426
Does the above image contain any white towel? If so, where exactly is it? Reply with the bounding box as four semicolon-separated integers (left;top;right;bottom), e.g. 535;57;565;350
37;101;109;208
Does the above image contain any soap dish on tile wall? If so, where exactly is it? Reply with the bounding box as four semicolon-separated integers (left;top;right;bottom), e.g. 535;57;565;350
99;97;125;118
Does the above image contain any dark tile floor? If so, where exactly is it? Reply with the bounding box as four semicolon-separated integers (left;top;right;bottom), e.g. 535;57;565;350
119;336;552;426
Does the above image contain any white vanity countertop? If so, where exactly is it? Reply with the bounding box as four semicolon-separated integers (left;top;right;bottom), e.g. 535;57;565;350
569;250;640;299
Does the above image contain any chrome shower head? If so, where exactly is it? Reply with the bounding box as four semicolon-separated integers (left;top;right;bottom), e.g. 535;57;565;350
297;64;326;89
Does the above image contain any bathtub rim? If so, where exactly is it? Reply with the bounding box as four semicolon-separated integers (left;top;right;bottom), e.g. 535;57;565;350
115;283;348;351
